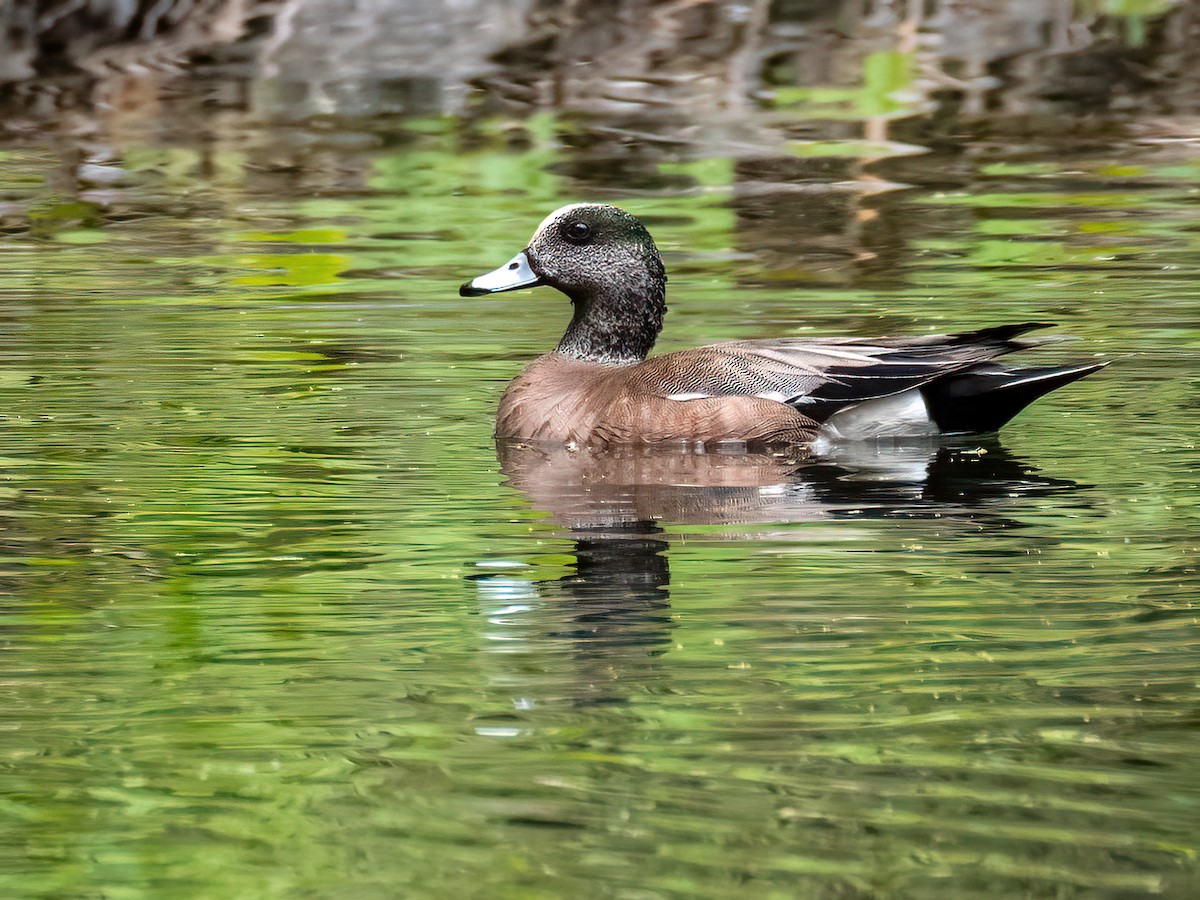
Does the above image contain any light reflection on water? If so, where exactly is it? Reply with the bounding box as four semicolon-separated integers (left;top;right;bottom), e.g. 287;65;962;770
2;12;1200;897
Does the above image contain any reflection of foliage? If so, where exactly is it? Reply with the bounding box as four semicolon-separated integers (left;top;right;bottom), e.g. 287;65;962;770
26;198;107;237
861;51;917;119
1;88;1199;898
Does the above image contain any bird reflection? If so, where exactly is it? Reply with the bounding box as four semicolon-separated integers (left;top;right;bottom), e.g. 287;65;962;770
471;520;671;708
495;438;1079;530
472;438;1082;707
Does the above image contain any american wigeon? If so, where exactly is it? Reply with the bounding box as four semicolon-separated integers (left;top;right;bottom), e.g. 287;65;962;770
461;203;1105;447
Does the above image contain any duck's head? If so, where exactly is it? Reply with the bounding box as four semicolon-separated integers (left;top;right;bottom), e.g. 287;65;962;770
460;203;663;300
460;203;667;364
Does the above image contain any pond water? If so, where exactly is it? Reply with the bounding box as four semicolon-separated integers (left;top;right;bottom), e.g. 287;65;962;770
2;14;1200;898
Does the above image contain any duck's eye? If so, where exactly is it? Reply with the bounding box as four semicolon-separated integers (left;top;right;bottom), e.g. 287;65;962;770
564;221;592;243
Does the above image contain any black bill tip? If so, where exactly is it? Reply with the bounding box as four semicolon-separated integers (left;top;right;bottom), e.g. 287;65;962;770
460;281;490;297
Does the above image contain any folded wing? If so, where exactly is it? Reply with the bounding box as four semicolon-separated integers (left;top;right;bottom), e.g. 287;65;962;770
635;323;1105;435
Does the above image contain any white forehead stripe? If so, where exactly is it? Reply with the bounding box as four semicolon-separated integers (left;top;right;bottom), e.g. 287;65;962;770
536;202;598;233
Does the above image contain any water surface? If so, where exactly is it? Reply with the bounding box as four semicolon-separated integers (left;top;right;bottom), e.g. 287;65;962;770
2;12;1200;897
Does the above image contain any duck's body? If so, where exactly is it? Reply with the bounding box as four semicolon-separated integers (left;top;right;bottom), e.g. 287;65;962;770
463;204;1105;448
496;351;819;445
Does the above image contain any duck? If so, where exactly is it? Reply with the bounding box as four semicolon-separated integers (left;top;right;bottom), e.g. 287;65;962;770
460;203;1106;447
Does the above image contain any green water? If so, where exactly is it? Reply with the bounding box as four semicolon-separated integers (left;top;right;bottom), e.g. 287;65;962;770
1;108;1198;898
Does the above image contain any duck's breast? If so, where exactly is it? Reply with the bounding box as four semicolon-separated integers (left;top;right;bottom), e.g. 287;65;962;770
495;354;616;443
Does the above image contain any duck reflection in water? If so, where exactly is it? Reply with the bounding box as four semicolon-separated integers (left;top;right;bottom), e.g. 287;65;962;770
472;438;1083;707
472;519;672;709
496;438;1080;530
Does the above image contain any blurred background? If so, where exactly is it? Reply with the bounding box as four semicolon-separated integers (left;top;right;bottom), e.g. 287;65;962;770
3;1;1200;287
1;3;1198;899
6;0;1200;128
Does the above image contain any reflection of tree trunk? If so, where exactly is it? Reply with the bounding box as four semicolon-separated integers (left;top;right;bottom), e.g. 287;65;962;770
725;0;770;111
861;0;920;144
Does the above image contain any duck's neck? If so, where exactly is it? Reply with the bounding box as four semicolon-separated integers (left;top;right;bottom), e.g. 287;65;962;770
556;266;666;365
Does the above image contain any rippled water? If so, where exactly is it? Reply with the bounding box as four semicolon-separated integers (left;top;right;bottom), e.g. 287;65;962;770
2;68;1200;900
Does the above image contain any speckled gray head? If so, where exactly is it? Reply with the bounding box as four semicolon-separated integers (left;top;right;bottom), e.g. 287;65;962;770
460;203;663;300
460;203;668;363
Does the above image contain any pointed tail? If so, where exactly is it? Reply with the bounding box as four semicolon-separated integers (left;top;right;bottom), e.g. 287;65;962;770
922;361;1108;434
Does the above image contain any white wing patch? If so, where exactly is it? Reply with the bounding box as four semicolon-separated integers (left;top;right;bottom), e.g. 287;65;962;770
666;390;795;404
817;388;940;440
752;391;789;403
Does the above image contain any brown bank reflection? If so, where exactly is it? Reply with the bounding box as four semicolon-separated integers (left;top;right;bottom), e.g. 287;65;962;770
473;439;1082;706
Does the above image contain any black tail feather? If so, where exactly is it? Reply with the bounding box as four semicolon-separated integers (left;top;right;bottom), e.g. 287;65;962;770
874;322;1057;351
922;361;1107;434
955;322;1057;345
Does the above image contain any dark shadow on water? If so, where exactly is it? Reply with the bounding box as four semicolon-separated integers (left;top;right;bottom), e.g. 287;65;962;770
548;524;671;652
469;521;672;707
